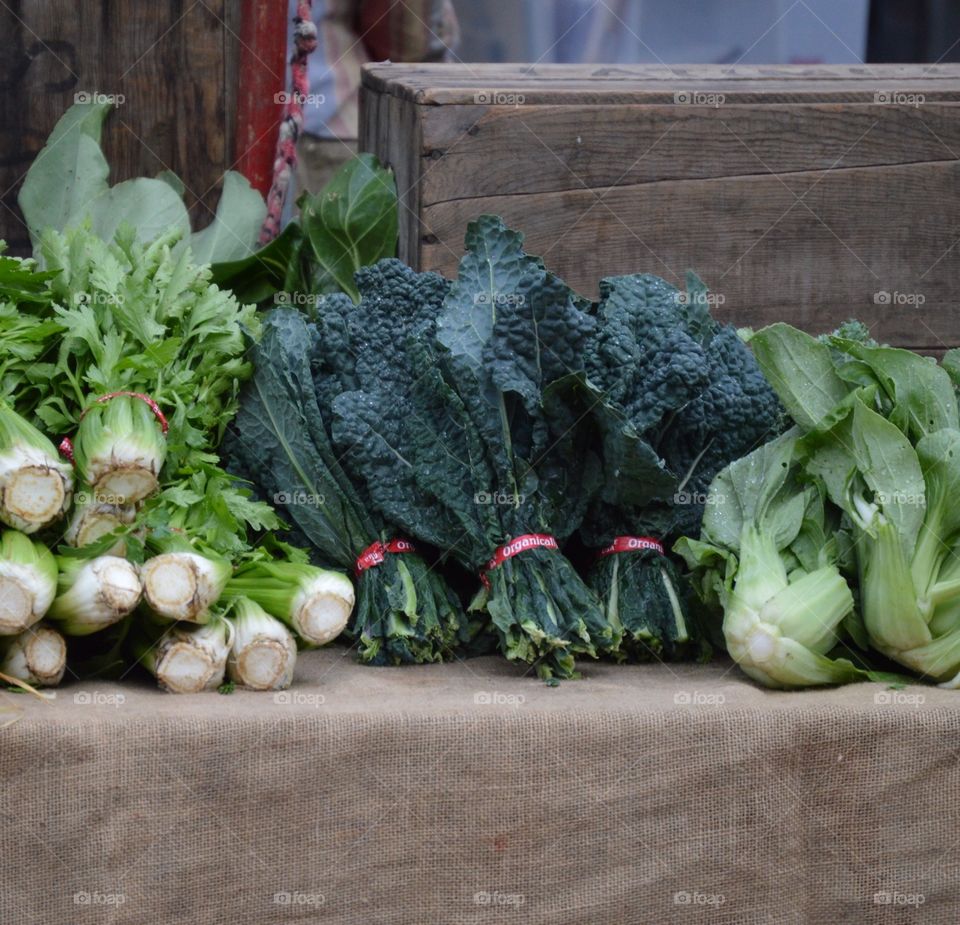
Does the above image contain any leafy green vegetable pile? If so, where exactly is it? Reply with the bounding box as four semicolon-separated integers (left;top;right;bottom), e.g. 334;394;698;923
577;272;783;660
679;322;960;689
18;96;950;698
229;216;782;679
0;100;402;696
225;307;472;666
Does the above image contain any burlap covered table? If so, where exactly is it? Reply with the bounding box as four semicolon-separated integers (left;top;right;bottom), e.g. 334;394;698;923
2;649;957;924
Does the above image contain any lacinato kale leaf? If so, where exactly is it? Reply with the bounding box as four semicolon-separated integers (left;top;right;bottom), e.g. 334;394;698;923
329;218;610;678
583;272;709;434
227;308;469;665
578;270;782;661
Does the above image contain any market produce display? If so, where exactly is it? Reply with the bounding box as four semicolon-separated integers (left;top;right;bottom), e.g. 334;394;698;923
7;98;959;697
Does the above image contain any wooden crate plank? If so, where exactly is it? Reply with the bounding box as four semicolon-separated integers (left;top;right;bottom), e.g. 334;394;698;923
361;86;423;267
419;160;960;350
418;102;960;203
360;63;960;348
363;63;960;104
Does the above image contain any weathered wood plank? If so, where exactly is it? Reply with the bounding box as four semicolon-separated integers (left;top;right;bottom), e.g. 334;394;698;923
360;86;424;267
363;63;960;105
419;161;960;350
360;63;960;348
0;0;234;254
418;102;960;203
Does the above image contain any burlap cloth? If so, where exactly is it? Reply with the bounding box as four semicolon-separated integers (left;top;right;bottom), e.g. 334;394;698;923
2;650;957;924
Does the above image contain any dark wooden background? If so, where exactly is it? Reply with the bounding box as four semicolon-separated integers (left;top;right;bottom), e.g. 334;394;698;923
361;63;960;353
0;0;243;255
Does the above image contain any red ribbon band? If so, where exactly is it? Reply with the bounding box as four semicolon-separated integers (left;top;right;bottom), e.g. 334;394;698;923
58;437;75;463
355;538;417;576
81;391;169;434
597;536;665;558
480;533;559;588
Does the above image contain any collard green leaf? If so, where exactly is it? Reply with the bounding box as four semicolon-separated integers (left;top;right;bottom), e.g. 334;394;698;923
299;154;398;301
210;222;304;306
86;180;190;246
18;102;112;244
190;171;267;265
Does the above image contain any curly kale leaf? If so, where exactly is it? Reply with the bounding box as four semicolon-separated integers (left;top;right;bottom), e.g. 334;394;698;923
581;271;782;543
331;341;498;566
331;220;611;676
436;216;546;374
228;309;471;664
578;271;781;662
312;259;450;427
437;215;600;536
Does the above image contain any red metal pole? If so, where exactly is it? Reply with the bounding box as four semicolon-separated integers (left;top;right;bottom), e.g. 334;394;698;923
235;0;289;197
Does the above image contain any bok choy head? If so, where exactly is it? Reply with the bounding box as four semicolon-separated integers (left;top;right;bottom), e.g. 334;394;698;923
747;323;960;685
676;432;867;688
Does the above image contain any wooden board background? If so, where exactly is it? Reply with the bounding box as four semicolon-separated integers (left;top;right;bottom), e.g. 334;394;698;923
0;0;243;256
360;63;960;352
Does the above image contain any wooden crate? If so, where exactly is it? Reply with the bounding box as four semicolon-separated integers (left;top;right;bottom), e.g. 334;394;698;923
0;0;282;255
360;63;960;351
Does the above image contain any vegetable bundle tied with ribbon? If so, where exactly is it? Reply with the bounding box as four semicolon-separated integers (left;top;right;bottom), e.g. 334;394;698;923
0;99;413;692
325;220;610;679
225;304;470;666
0;222;305;692
568;271;783;661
